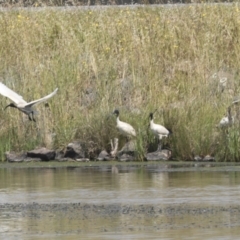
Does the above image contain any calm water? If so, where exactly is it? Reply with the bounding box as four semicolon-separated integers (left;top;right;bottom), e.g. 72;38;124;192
0;164;240;239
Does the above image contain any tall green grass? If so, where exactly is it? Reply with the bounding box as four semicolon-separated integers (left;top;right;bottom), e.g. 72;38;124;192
1;5;240;161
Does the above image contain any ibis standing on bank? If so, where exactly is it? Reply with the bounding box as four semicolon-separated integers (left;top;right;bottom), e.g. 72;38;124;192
0;82;58;122
113;109;136;141
149;112;171;151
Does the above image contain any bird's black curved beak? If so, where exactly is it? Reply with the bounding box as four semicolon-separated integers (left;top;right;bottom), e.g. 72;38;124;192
4;104;11;110
4;103;16;110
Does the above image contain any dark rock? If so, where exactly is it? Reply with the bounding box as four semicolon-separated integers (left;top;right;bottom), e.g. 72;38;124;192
120;140;136;153
55;150;65;160
203;155;215;162
194;155;215;162
5;151;26;162
194;155;203;161
64;142;85;159
146;149;171;161
27;148;56;161
117;140;137;161
118;153;135;162
97;150;112;161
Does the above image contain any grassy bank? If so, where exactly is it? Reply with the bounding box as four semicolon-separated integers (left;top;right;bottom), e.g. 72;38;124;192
0;4;240;161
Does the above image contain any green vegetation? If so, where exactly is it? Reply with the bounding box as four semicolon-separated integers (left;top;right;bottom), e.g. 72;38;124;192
0;0;234;7
1;4;240;161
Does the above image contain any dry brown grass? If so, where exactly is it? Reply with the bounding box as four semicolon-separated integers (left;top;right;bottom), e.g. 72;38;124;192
0;4;240;160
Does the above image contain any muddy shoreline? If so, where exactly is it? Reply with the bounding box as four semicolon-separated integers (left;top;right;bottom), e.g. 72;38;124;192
2;202;240;232
2;202;239;216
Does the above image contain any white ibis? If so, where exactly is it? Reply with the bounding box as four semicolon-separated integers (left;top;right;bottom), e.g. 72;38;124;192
149;112;171;150
113;109;136;140
0;82;58;122
219;106;234;127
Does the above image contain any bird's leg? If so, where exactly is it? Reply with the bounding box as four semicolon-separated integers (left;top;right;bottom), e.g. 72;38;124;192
110;138;119;158
110;139;114;151
157;139;162;151
28;112;36;122
32;112;36;122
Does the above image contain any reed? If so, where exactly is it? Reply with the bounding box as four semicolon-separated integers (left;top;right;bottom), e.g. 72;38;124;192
0;4;240;161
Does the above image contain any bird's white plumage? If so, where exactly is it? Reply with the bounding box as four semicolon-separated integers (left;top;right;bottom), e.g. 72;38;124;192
150;120;169;140
0;82;58;121
0;82;27;106
0;82;58;108
116;116;136;137
219;107;234;128
149;112;170;151
26;88;58;107
150;119;169;140
219;116;230;127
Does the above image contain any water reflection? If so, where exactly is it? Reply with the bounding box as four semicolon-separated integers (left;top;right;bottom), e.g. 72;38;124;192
0;165;240;239
0;166;240;204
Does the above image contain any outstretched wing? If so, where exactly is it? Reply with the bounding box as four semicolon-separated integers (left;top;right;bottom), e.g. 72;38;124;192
26;88;58;107
0;82;27;105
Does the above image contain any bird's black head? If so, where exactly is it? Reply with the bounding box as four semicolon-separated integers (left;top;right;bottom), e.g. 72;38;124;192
4;103;17;110
149;112;154;120
149;109;158;120
113;109;119;116
167;128;173;135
